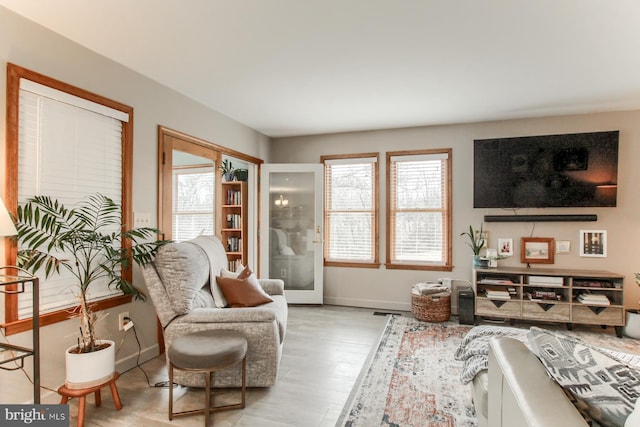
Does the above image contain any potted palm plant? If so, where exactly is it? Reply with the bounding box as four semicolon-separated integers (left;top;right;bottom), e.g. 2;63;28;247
14;193;168;388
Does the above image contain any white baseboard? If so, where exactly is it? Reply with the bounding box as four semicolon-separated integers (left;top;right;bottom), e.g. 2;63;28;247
324;296;411;312
116;344;160;373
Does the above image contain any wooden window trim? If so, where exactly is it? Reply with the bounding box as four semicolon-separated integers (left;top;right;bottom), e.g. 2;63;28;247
3;63;134;335
321;152;380;268
157;125;263;242
385;148;453;272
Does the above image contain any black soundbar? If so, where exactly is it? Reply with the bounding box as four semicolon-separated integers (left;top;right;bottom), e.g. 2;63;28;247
484;214;597;222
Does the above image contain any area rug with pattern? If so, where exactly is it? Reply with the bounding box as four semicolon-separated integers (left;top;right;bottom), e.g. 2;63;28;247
338;314;640;427
338;316;476;427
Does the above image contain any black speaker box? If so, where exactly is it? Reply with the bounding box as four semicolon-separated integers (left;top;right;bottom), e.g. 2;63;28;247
458;287;475;325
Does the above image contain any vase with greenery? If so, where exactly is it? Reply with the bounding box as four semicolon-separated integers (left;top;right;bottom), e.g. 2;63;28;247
234;168;248;182
219;159;235;182
14;193;168;354
460;224;487;267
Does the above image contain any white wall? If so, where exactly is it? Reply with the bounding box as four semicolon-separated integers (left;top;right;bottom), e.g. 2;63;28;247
0;7;270;403
271;112;640;313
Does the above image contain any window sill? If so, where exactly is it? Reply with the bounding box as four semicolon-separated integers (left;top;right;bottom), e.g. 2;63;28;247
324;261;381;269
2;294;132;336
385;262;453;272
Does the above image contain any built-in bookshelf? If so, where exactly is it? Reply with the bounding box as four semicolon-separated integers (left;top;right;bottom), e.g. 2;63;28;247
220;181;247;271
473;267;625;336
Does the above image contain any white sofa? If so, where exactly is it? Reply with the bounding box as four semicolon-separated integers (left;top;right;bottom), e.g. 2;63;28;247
478;337;640;427
142;235;288;388
484;337;587;426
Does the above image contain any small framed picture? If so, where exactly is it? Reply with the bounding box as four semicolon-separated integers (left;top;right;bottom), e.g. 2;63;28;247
521;237;555;264
579;230;607;257
497;238;513;256
555;240;571;254
474;230;489;249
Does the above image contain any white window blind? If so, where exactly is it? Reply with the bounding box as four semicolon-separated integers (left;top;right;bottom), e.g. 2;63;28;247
324;156;377;263
389;151;450;265
17;79;125;319
172;166;215;242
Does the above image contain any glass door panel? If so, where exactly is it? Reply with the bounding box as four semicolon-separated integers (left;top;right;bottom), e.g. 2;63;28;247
260;164;323;304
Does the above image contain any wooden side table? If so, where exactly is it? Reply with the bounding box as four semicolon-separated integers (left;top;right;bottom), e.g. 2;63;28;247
57;372;122;427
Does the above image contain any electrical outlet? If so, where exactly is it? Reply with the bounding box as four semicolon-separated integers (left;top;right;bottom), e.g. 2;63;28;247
134;212;151;227
118;312;129;331
280;268;287;278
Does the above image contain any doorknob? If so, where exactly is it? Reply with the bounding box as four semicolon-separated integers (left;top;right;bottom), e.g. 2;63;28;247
313;226;321;243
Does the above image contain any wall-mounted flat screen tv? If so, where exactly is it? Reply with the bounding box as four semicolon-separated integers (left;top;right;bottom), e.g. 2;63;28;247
474;131;619;208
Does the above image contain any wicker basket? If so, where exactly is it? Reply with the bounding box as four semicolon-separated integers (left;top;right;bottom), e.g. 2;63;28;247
411;291;451;322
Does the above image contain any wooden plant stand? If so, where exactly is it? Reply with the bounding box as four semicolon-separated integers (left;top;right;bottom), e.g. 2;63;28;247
57;372;122;427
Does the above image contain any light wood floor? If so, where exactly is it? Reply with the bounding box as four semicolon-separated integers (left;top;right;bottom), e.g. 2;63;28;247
64;305;391;426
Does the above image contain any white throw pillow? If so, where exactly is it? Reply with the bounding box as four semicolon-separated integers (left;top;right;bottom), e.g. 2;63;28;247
213;265;246;307
279;245;295;255
220;265;246;278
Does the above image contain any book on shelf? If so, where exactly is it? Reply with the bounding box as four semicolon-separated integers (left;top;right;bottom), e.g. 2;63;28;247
576;293;610;306
479;278;513;285
525;291;562;302
573;280;614;288
528;275;564;285
225;213;242;229
228;258;243;272
484;289;511;300
225;189;242;205
226;236;241;252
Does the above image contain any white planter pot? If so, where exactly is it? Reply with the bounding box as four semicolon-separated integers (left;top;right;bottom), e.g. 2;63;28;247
65;340;115;389
622;310;640;339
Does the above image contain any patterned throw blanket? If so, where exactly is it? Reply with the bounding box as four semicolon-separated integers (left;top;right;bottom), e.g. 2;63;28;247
454;325;529;384
454;324;640;385
455;325;640;426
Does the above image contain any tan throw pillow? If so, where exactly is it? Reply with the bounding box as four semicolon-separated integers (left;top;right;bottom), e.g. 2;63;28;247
216;269;273;308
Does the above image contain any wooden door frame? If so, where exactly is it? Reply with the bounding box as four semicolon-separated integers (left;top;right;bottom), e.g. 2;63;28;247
155;126;263;351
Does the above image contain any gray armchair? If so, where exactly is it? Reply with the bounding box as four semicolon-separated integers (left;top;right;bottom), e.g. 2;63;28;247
142;235;288;387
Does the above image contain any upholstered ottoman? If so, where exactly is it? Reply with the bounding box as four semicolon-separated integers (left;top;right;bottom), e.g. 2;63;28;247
168;330;248;426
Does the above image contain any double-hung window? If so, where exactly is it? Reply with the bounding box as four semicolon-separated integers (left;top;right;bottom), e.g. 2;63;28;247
172;165;215;242
322;153;379;267
386;149;452;271
4;63;133;334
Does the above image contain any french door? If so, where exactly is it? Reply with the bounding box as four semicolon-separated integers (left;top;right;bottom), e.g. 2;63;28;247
260;164;324;304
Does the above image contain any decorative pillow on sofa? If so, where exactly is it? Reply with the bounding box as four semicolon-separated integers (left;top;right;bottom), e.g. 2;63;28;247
216;269;273;308
528;327;640;427
220;265;246;278
153;242;211;314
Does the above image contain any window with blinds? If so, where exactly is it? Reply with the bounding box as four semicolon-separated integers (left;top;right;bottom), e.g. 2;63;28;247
322;154;379;266
387;149;452;270
15;78;129;319
172;166;215;242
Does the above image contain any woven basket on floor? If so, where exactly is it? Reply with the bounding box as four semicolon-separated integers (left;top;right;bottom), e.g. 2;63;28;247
411;291;451;322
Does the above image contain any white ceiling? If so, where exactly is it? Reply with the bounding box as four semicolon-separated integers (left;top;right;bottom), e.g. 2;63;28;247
2;0;640;138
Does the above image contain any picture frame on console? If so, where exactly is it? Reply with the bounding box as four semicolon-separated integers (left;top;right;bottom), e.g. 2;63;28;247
497;238;513;256
579;230;607;257
521;237;555;264
555;240;571;254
